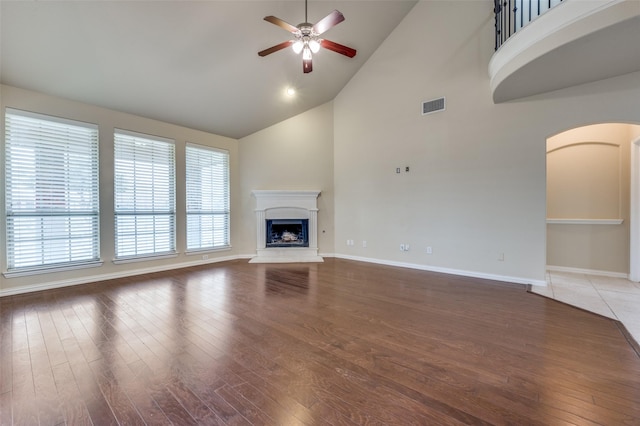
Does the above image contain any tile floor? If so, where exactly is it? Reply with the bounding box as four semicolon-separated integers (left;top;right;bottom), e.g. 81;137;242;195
531;271;640;345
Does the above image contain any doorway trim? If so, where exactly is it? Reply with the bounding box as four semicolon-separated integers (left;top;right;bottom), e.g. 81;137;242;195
631;136;640;282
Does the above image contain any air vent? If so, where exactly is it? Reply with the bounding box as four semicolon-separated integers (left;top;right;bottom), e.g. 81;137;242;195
422;97;445;115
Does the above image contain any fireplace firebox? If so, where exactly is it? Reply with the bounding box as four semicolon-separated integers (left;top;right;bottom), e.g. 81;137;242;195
266;219;309;248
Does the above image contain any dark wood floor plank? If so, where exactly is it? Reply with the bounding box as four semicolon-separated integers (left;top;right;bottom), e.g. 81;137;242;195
113;360;172;426
0;391;12;426
165;377;226;425
87;357;146;425
210;280;511;423
233;369;360;426
150;386;200;426
9;310;39;426
535;385;639;425
231;381;311;426
0;299;13;397
215;384;274;425
24;308;67;426
221;308;481;425
61;304;102;364
51;362;93;426
67;355;119;426
37;309;68;368
2;258;640;425
186;382;251;426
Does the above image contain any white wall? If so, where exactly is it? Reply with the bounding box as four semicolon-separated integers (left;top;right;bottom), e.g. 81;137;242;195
238;102;335;256
0;85;240;295
333;0;640;284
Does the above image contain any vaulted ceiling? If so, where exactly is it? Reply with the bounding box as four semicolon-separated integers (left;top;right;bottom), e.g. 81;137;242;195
1;1;418;139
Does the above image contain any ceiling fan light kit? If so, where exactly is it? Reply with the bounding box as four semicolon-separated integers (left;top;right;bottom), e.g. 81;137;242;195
258;0;356;73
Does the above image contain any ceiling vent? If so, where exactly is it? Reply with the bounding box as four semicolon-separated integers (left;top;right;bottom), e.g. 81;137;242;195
422;97;445;115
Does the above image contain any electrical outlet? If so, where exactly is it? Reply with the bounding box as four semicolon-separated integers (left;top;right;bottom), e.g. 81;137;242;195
426;246;432;254
498;252;505;261
202;254;209;260
362;240;367;248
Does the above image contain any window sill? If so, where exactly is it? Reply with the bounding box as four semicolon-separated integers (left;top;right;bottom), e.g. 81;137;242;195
185;246;232;255
113;253;178;264
3;260;104;278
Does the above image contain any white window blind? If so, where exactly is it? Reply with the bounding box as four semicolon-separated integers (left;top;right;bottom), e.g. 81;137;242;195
114;130;176;259
186;143;230;250
5;108;100;271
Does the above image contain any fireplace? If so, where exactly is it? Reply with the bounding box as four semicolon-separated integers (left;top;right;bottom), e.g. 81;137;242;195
266;219;309;248
250;190;322;263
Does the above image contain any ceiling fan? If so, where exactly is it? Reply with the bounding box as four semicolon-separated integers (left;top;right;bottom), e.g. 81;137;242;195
258;0;357;73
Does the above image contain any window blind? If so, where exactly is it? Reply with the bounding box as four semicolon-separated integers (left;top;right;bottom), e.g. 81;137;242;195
186;143;230;250
114;130;176;259
5;108;100;271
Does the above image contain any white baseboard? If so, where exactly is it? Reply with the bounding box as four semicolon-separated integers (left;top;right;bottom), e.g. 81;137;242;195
546;265;630;279
334;254;547;286
1;252;548;297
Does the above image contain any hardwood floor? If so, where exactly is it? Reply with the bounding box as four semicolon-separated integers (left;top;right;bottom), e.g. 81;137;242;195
1;258;639;425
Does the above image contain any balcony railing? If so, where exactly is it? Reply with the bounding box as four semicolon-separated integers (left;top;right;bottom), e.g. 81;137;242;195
494;0;565;50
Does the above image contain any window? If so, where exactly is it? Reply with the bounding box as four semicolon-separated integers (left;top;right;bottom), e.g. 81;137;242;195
114;130;176;259
4;108;100;273
186;143;230;250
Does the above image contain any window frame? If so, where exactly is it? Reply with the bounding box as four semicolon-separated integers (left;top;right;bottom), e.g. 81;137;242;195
113;129;177;262
185;142;231;252
4;108;102;277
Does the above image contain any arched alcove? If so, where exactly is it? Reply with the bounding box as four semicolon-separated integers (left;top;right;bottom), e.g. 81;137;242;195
546;123;640;277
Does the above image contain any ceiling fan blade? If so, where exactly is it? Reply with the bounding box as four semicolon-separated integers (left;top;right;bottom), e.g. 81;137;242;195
303;58;313;73
258;40;294;57
264;16;299;34
312;10;345;35
320;39;357;58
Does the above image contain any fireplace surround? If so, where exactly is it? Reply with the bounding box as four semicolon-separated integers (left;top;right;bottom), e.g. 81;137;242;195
250;190;323;263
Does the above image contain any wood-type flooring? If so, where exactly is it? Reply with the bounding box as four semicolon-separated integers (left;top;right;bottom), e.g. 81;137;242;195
1;258;639;425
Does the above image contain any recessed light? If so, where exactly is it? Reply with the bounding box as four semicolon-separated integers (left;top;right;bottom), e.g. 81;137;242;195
286;87;296;96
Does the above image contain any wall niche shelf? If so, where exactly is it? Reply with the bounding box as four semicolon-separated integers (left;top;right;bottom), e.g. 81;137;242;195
546;218;624;225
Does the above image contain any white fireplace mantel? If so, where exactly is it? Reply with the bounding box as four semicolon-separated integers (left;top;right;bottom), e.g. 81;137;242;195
250;190;323;263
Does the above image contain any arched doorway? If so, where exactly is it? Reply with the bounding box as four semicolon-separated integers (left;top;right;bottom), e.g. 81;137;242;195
541;123;640;340
546;123;639;276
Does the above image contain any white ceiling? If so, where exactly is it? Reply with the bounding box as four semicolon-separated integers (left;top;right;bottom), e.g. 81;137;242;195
1;1;417;139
